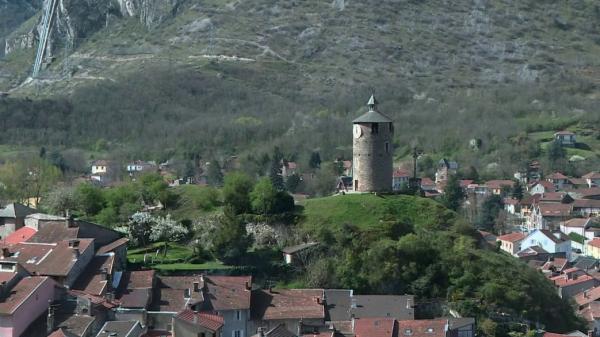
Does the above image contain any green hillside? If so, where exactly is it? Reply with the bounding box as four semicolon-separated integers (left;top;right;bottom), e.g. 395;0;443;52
297;194;584;334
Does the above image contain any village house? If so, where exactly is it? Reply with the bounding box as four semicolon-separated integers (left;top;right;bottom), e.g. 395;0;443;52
0;274;57;337
281;161;298;178
588;239;600;260
530;202;573;230
574;286;600;309
503;198;520;215
560;218;600;253
0;203;37;239
520;229;572;260
554;131;577;146
485;180;515;196
435;159;458;184
580;301;600;334
573;199;600;217
552;272;598;299
393;168;411;191
497;232;526;255
529;180;556;195
546;172;571;190
173;310;224;337
583;172;600;188
570;187;600;201
126;160;157;176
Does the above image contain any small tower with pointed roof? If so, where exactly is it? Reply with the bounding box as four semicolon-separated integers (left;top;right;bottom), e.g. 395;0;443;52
352;95;394;192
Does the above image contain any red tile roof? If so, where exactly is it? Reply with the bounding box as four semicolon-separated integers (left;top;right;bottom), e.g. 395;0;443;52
497;232;526;243
354;318;396;337
583;172;600;179
531;181;555;192
555;131;575;136
0;276;52;314
251;289;325;320
420;178;435;186
574;286;600;306
4;227;37;245
393;168;411;178
96;238;128;255
175;309;224;331
541;192;567;202
553;274;594;287
485;180;515;189
72;255;114;296
5;239;94;277
580;301;600;321
588;238;600;249
574;199;600;209
546;172;568;180
397;319;447;337
538;203;572;217
127;270;155;289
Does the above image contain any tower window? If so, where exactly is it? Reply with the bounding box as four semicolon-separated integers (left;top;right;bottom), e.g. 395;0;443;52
371;123;379;134
385;142;389;154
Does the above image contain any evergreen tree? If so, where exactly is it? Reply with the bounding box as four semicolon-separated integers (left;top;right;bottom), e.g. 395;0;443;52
309;151;322;169
511;180;524;201
285;173;301;193
442;175;465;211
270;160;285;191
207;159;224;186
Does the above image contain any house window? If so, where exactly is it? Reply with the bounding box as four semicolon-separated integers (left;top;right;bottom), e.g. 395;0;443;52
385;142;389;154
233;330;242;337
354;180;359;190
404;329;413;335
371;123;379;134
236;310;242;320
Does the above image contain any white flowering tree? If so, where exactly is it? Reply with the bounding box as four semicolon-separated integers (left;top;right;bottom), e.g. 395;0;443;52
126;212;189;256
150;214;189;256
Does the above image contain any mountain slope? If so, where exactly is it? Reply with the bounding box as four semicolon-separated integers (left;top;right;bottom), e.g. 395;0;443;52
0;0;599;170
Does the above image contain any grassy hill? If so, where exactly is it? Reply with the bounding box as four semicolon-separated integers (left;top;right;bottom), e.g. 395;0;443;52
0;0;599;173
297;193;584;334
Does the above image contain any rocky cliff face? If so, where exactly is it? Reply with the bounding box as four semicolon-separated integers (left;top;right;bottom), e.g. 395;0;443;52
4;0;182;58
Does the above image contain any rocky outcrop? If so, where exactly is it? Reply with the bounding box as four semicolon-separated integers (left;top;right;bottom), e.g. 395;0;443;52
4;0;182;57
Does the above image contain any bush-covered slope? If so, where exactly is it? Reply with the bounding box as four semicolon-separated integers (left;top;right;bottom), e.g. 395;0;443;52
299;194;584;334
0;0;599;170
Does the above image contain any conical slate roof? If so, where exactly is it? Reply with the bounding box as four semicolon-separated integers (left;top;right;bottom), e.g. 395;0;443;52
353;95;393;123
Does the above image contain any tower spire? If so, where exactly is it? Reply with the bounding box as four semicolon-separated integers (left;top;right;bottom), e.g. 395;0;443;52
367;94;378;111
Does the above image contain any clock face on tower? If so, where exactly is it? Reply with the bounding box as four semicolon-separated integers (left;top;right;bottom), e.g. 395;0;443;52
353;125;362;138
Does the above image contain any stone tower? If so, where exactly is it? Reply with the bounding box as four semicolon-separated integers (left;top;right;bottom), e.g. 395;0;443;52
352;95;394;192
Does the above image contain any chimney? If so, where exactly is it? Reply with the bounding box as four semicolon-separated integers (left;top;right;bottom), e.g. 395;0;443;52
351;297;358;309
245;281;251;291
184;288;191;299
298;319;303;337
193;282;200;292
406;297;413;309
1;248;10;259
269;287;273;294
106;292;115;302
584;290;590;299
72;248;80;260
46;300;54;334
316;297;321;304
68;240;80;248
193;313;198;324
65;213;75;228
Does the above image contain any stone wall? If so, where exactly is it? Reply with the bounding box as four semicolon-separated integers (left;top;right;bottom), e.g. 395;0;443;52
352;122;393;192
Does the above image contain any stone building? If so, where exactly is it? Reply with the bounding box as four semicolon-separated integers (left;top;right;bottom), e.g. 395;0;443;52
352;95;394;192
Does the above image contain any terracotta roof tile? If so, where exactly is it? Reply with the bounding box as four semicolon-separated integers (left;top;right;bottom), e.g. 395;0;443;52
127;270;155;289
547;172;568;180
497;232;526;243
4;227;37;245
553;274;594;287
354;318;396;337
175;309;224;331
0;276;52;314
574;286;600;306
251;289;325;320
397;319;447;337
538;203;572;217
583;172;600;179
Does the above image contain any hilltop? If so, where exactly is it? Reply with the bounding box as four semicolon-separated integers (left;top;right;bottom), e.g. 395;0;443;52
0;0;599;171
297;193;584;333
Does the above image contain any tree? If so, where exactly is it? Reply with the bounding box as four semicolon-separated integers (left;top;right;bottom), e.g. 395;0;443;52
206;159;224;187
41;185;78;216
285;173;301;193
547;140;567;171
126;212;154;247
0;156;61;205
211;207;251;264
149;214;189;256
251;178;278;215
75;183;105;216
465;165;480;182
269;159;285;191
441;175;465;211
476;195;504;231
511;180;524;201
223;172;254;214
309;151;322;169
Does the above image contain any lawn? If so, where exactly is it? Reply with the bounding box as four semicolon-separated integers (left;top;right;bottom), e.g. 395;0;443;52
127;241;233;272
300;193;456;233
